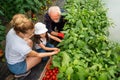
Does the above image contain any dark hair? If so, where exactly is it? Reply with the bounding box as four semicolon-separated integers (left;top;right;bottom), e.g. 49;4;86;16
34;33;50;44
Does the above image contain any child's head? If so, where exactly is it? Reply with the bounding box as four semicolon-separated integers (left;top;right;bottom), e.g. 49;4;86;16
34;22;48;37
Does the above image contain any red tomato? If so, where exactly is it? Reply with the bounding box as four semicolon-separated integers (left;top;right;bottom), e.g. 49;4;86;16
46;75;50;79
42;77;46;80
45;72;49;75
50;72;53;76
56;70;59;73
52;75;56;79
48;70;52;73
54;67;59;71
53;69;56;73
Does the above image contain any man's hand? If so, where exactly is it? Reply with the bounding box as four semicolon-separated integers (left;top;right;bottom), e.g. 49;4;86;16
58;32;64;39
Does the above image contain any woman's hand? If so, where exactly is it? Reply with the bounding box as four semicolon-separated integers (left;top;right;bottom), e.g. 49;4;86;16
52;48;59;51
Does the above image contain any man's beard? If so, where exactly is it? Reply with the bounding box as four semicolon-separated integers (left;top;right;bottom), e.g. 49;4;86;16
54;18;60;23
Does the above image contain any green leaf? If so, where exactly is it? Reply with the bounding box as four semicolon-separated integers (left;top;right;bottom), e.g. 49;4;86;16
0;37;5;41
68;44;74;49
66;67;73;80
108;66;116;78
52;55;61;67
57;72;64;79
26;0;34;5
76;20;83;28
75;66;88;80
73;59;79;65
62;52;71;67
71;74;79;80
76;40;85;48
106;50;111;57
0;10;4;15
98;72;108;80
59;66;67;73
118;77;120;80
0;25;6;30
66;67;73;75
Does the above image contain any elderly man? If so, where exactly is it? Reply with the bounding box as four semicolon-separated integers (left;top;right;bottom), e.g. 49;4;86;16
44;6;66;39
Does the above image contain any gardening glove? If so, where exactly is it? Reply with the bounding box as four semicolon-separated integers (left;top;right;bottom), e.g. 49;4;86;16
58;32;64;39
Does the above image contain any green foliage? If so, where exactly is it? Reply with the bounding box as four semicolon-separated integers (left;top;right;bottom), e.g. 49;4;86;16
0;20;6;49
0;0;48;21
0;0;49;49
52;0;120;80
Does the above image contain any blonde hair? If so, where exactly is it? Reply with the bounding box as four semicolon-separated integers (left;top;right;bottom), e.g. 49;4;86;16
48;6;61;15
10;14;26;26
10;14;34;33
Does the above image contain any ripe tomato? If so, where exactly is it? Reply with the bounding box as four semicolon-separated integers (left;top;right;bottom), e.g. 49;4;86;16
50;72;53;76
52;75;56;79
48;70;52;73
46;75;50;79
53;69;56;73
42;77;46;80
54;67;59;71
45;72;49;75
56;70;59;73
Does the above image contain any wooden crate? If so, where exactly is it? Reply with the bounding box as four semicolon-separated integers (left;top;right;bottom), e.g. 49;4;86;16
38;56;52;80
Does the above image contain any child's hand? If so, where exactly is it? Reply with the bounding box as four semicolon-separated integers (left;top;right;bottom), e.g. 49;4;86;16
55;48;60;52
52;49;60;54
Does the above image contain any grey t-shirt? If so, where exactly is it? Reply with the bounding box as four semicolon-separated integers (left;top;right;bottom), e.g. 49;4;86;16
5;28;32;64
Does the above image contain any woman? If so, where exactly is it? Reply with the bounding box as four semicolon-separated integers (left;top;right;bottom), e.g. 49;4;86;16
5;14;60;77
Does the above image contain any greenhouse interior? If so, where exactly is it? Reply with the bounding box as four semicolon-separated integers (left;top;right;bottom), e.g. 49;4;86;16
0;0;120;80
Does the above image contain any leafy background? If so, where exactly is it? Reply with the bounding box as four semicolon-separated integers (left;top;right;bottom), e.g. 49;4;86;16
52;0;120;80
0;0;51;49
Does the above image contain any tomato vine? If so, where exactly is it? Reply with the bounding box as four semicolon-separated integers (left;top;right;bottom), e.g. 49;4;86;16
52;0;120;80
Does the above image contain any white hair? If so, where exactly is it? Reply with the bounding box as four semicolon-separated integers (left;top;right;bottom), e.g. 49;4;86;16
48;6;61;15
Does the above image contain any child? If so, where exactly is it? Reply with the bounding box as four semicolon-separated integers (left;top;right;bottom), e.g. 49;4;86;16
34;22;61;60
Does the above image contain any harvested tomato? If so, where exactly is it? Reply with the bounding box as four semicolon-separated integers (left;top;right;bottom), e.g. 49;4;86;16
52;75;56;79
52;69;56;73
42;62;59;80
50;72;53;76
45;72;49;75
42;77;46;80
46;75;50;79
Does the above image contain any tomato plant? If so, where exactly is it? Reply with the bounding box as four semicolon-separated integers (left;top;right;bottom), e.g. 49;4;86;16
52;0;120;80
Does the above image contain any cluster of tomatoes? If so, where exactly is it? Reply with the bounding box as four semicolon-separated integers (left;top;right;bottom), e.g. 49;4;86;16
42;65;59;80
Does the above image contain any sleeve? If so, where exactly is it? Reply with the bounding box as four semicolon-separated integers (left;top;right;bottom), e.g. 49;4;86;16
14;42;32;57
44;13;53;33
